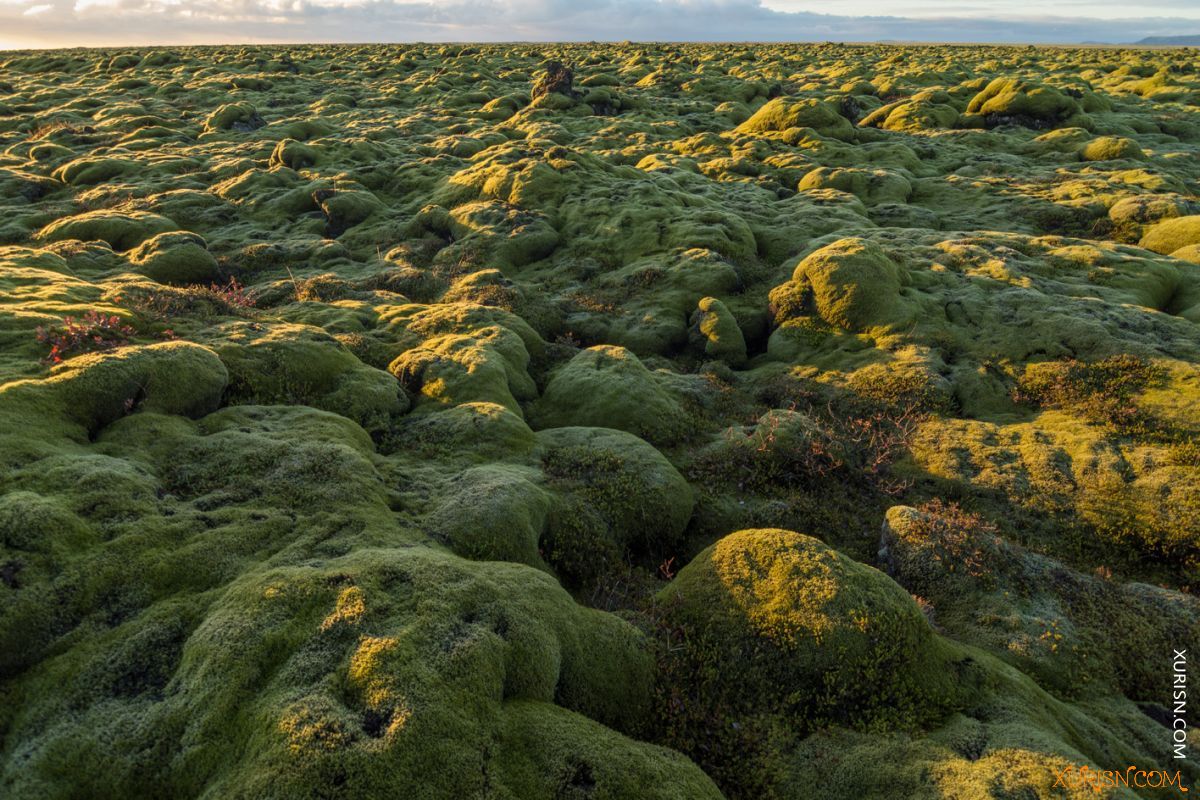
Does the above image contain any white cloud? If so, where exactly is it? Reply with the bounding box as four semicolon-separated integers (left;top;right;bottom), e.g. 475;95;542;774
1;0;1198;48
762;0;1200;20
73;0;120;11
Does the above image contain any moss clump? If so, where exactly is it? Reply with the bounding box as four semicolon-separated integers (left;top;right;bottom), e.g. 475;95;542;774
127;231;220;285
790;237;909;332
444;201;560;274
53;341;228;433
846;361;952;413
202;102;264;133
398;400;537;460
36;210;179;252
692;408;850;493
881;503;1200;700
797;166;911;205
965;78;1084;128
269;138;318;170
1079;136;1143;162
538;427;694;584
389;324;534;415
735;97;855;139
217;323;407;434
316;188;384;237
531;345;689;444
659;528;959;725
1170;244;1200;265
426;464;553;566
689;296;747;367
1139;214;1200;256
52;156;138;186
1107;193;1191;229
493;701;723;800
859;99;959;132
654;528;968;797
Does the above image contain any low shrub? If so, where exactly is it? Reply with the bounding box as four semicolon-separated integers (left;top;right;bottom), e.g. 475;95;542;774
35;310;136;364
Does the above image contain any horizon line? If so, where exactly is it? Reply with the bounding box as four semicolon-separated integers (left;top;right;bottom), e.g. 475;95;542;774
3;38;1197;53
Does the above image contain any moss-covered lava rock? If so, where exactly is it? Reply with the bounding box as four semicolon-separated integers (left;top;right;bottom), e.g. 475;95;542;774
1;40;1199;800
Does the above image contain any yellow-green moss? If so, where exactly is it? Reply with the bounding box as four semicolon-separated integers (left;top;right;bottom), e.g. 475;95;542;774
1140;215;1200;256
531;345;689;443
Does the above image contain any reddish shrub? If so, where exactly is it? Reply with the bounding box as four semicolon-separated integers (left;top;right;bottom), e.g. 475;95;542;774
35;310;135;364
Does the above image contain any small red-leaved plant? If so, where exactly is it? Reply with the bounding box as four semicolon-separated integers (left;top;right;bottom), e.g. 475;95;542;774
208;277;256;309
35;310;136;364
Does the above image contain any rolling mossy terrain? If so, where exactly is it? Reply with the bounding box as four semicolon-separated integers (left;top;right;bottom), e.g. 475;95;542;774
0;41;1199;798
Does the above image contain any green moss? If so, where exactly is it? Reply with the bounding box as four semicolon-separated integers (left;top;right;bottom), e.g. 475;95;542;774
538;426;694;578
36;210;179;252
3;41;1200;800
202;101;264;134
269;138;319;170
1140;215;1200;256
216;322;407;434
791;237;910;332
1079;136;1143;162
965;78;1085;128
859;99;960;132
652;528;980;797
846;360;952;412
445;201;560;274
532;345;688;444
689;296;747;367
0;490;96;555
659;528;961;726
798;166;912;205
427;464;553;566
317;187;384;236
1107;193;1191;230
52;156;138;186
735;97;855;140
492;701;723;799
388;324;533;415
396;401;537;460
127;231;220;285
51;341;228;433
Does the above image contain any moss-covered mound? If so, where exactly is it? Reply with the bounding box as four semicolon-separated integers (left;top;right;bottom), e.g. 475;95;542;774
659;528;962;726
537;426;695;584
881;503;1200;699
1080;136;1143;162
36;210;179;251
689;296;747;366
965;78;1086;128
735;97;856;140
1140;215;1200;255
128;231;221;285
531;345;689;443
1;40;1199;800
784;237;910;332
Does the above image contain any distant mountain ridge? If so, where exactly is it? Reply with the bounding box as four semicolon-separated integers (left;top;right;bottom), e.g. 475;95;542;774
1135;34;1200;45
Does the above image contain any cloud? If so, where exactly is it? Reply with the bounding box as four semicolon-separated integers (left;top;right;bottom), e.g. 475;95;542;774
762;0;1200;20
1;0;1198;48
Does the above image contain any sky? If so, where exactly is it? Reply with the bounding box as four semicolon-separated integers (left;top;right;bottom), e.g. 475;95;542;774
1;0;1199;50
